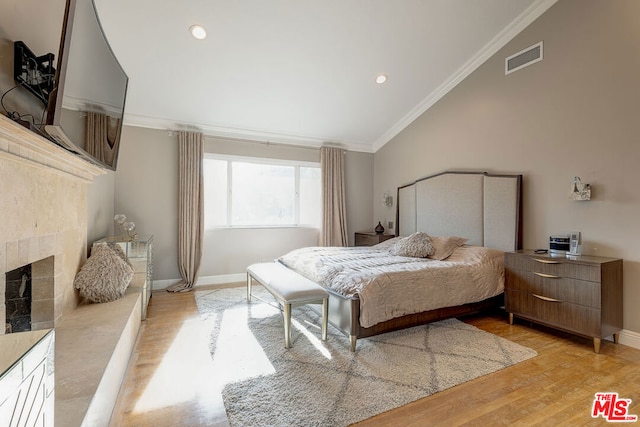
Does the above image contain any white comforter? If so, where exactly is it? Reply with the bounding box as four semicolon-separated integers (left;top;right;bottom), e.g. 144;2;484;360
277;245;505;328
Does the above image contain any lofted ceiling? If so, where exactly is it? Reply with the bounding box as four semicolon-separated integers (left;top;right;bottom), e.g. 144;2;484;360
94;0;556;152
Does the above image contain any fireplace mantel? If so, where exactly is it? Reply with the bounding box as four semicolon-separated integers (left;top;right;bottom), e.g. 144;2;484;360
0;115;105;182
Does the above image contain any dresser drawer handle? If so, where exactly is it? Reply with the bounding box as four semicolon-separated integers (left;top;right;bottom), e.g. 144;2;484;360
533;259;561;264
533;272;561;279
533;294;562;303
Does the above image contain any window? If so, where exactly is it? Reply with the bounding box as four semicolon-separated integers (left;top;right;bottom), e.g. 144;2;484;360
204;155;321;228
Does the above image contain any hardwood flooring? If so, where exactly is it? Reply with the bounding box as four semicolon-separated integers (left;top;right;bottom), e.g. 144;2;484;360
110;286;640;426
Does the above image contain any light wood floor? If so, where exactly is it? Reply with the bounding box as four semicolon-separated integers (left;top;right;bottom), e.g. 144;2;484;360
110;286;640;426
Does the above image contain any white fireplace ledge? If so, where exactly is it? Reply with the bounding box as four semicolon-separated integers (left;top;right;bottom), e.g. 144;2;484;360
0;115;105;182
54;285;142;427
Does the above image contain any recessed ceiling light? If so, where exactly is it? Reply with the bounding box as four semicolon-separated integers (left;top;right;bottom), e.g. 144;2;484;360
375;74;388;84
189;25;207;40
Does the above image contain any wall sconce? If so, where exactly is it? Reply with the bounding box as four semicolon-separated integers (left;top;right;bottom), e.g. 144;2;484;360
570;176;591;201
382;193;393;207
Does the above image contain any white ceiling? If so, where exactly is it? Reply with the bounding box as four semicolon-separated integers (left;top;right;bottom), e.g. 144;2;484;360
94;0;556;153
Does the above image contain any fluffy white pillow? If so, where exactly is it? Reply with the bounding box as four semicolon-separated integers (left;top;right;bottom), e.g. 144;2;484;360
391;232;434;258
74;243;134;303
428;236;468;260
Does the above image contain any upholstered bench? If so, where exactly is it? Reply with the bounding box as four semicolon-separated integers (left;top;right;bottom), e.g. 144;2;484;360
247;262;329;348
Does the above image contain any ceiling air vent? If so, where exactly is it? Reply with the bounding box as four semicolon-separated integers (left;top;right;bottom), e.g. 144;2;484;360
505;41;543;75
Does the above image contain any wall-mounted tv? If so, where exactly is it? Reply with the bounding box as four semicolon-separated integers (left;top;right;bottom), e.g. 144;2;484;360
0;0;128;171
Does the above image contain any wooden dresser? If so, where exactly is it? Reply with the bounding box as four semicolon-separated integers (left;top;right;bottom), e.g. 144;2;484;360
354;232;395;247
504;250;623;353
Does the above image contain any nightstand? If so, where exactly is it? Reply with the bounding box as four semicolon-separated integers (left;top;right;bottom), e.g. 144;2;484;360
504;250;623;353
354;232;394;247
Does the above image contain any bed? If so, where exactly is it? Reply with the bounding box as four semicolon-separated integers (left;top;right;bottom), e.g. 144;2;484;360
279;171;522;351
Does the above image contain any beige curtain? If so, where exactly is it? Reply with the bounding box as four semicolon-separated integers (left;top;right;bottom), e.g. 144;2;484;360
166;131;204;292
85;111;122;168
319;146;348;246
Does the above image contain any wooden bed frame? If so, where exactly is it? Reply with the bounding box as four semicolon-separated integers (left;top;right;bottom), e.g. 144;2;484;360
323;171;523;351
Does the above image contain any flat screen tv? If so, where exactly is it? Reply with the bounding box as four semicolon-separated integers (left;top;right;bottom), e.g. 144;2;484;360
0;0;128;171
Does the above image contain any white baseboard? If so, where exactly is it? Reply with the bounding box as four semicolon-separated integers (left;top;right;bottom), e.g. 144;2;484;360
197;273;246;287
151;279;178;290
618;329;640;350
152;273;246;290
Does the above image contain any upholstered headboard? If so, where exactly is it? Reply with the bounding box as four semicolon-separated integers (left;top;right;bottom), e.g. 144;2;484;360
396;171;522;252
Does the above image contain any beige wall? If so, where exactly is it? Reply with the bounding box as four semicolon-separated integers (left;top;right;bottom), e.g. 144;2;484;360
0;0;66;125
86;172;115;247
115;129;373;283
374;0;640;334
345;150;376;242
114;126;179;281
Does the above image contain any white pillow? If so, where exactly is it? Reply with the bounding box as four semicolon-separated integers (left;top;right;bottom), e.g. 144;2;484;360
390;232;434;258
74;242;134;303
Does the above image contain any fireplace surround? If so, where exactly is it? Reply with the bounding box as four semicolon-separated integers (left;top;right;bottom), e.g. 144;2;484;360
0;115;105;334
1;115;149;426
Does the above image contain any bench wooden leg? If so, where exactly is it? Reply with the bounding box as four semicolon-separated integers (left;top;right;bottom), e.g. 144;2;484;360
321;298;328;341
350;335;357;352
284;303;292;349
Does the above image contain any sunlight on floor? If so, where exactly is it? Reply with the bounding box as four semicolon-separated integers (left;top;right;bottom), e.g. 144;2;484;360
294;317;332;359
131;293;332;415
133;318;219;413
209;304;276;387
133;300;278;413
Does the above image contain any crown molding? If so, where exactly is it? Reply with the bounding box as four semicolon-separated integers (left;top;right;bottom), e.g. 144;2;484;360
371;0;558;152
62;96;123;117
123;113;374;153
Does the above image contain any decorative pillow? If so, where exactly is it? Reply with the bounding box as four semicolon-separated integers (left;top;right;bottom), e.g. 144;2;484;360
372;236;402;251
390;232;434;258
74;242;134;303
428;236;468;260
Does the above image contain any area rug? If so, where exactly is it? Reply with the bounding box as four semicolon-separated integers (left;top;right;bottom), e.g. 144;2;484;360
195;286;537;427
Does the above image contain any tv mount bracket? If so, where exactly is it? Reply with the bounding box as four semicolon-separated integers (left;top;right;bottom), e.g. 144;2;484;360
13;41;56;105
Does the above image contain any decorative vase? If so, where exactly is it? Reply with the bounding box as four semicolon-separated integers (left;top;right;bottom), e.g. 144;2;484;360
375;221;385;235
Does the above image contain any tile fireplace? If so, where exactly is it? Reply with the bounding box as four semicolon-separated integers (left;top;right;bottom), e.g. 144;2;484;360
0;115;105;333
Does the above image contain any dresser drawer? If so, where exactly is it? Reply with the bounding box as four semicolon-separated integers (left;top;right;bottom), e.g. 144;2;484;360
505;269;601;308
506;289;600;337
504;252;600;281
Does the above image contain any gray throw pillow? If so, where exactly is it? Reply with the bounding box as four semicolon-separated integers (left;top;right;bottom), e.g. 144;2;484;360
74;242;134;303
391;232;434;258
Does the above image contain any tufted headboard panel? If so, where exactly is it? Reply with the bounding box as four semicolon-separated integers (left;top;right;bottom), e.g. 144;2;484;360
397;171;522;252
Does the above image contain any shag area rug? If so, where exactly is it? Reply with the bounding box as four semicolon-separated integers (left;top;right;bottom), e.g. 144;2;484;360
195;286;537;427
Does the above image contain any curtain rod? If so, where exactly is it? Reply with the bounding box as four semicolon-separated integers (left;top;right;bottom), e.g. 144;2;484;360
168;131;348;154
